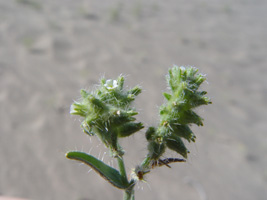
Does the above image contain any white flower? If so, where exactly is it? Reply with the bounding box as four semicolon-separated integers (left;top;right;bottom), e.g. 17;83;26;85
180;66;185;71
104;79;118;90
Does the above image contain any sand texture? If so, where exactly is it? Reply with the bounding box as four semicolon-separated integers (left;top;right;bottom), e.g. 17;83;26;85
0;0;267;199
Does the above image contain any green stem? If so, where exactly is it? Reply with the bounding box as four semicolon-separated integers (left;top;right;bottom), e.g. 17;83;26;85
117;156;135;200
117;156;128;184
141;156;151;169
124;187;135;200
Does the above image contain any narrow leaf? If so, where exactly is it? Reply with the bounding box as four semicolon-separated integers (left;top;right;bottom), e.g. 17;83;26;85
66;151;129;189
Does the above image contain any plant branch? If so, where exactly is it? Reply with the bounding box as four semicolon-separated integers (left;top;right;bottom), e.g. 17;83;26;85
117;156;128;185
124;184;135;200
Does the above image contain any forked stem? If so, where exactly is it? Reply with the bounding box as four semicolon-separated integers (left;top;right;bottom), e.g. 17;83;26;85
117;156;135;200
117;156;128;184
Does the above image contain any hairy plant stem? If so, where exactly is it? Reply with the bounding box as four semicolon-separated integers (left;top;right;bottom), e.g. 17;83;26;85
124;187;135;200
117;156;135;200
117;156;128;184
141;157;151;169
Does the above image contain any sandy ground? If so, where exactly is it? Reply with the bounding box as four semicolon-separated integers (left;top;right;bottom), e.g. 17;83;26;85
0;0;267;199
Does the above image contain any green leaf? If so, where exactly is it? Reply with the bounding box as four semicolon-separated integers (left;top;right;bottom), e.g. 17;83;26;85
66;151;129;189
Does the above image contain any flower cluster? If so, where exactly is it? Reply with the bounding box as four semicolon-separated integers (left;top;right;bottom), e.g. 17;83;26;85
145;66;211;164
70;76;144;157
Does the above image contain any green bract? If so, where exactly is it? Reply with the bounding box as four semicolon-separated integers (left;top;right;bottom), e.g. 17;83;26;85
66;66;211;200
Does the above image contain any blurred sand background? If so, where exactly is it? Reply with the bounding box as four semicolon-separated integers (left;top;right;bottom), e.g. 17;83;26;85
0;0;267;199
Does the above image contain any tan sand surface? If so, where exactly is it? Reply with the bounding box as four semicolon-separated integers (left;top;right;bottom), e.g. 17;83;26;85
0;0;267;199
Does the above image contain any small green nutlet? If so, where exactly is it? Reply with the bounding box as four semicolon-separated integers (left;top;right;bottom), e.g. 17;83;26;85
145;127;156;141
